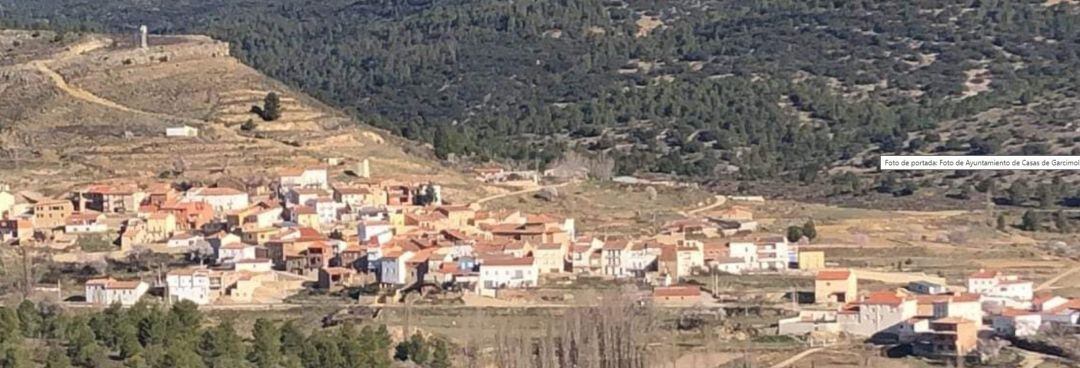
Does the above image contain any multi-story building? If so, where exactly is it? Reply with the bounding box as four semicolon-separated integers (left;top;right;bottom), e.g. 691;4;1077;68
166;268;213;305
184;187;250;213
33;199;73;229
815;269;857;305
837;291;919;338
478;256;538;291
967;269;1033;307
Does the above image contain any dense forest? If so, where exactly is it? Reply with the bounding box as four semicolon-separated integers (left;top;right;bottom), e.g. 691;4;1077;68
2;0;1080;183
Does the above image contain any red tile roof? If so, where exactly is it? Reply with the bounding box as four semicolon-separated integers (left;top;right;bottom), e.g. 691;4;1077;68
483;257;534;267
815;269;851;281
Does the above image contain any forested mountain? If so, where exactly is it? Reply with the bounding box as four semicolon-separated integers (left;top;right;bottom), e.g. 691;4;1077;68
3;0;1080;184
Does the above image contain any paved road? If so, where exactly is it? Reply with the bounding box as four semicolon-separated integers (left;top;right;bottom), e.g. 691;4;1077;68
768;346;827;368
475;181;572;205
1036;263;1080;291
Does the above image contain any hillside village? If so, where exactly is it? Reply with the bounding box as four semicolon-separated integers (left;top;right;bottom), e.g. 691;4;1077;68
3;156;1079;365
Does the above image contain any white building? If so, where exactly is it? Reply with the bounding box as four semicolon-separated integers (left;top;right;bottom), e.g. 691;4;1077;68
85;278;149;306
967;270;1033;307
993;309;1042;337
166;268;213;305
478;256;538;292
279;167;329;191
167;232;206;248
165;126;199;138
358;220;394;246
185;187;250;213
313;198;344;224
379;251;415;285
838;291;919;338
217;242;257;263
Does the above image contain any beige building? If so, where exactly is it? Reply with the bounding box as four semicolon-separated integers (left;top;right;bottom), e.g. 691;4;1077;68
815;269;857;305
0;189;14;217
33;199;74;229
798;251;825;270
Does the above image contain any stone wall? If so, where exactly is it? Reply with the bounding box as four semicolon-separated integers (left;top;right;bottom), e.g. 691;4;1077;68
53;36;231;78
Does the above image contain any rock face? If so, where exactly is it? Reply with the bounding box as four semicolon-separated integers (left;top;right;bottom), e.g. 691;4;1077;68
0;30;486;200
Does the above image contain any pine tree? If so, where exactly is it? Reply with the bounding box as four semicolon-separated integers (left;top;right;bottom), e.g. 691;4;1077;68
786;226;803;243
1007;180;1030;206
15;300;39;338
116;319;142;360
248;319;281;367
262;92;282;121
278;321;305;355
0;343;30;368
44;347;72;368
1021;210;1041;231
430;338;451;368
996;214;1007;231
0;308;20;344
802;219;817;241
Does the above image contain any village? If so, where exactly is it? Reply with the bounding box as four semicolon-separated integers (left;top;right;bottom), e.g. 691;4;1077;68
2;157;1078;366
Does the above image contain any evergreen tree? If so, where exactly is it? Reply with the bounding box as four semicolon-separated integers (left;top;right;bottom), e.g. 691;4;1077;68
433;126;451;160
262;92;282;121
802;219;817;241
0;308;20;344
0;343;29;368
248;319;281;367
1055;210;1070;233
278;321;305;356
786;226;803;243
1021;210;1041;231
996;214;1007;231
430;338;451;368
199;320;245;367
44;347;72;368
1007;180;1030;206
15;300;39;338
116;319;142;360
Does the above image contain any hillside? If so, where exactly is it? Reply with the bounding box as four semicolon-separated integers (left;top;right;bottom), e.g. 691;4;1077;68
0;29;491;201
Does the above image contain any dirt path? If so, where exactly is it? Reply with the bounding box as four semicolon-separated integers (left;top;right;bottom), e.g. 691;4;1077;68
1036;262;1080;291
768;346;826;368
475;181;572;205
683;195;726;216
26;38;202;124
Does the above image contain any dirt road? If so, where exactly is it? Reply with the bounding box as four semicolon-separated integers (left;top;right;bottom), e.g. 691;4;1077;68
1036;263;1080;291
475;181;572;205
683;195;727;216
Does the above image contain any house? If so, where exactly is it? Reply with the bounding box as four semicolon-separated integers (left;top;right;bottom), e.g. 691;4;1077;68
33;199;73;229
815;269;857;305
85;278;149;306
778;310;843;336
600;240;629;277
313;198;344;224
533;243;567;274
279;167;329;191
908;281;948;295
184;187;250;213
242;207;283;232
74;184;145;213
0;188;14;217
145;183;178;208
0;218;33;243
674;241;704;278
166;268;213;305
379;250;415;286
915;293;983;328
967;269;1033;307
143;212;177;242
358;220;394;246
291;206;320;229
318;267;359;289
837;291;919;339
912;317;979;359
65;212;108;234
797;251;825;270
286;188;329;207
478;256;538;292
167;232;207;248
217;241;257;263
158;201;214;230
652;285;702;304
165;125;199;137
435;206;476;228
993;308;1043;337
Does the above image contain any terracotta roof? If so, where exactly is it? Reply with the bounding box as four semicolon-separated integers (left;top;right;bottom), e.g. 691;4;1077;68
322;267;354;275
603;239;629;251
293;206;316;215
87;278;144;289
279;166;326;177
816;269;852;281
932;316;974;325
1001;307;1037;317
653;285;701;298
